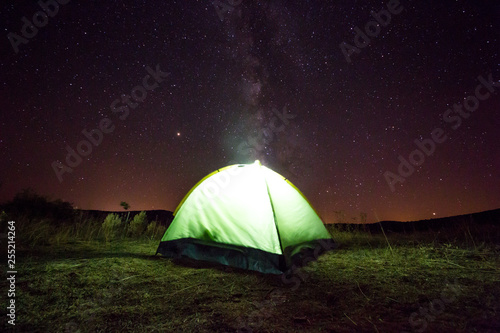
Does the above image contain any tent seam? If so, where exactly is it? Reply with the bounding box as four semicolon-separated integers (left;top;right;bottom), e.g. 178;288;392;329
259;161;284;255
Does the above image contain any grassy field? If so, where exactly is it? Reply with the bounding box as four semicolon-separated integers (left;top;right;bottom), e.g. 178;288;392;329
2;218;500;332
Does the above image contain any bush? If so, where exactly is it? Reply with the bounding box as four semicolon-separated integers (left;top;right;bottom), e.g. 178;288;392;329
145;221;166;240
128;211;148;237
24;218;54;247
1;188;74;223
102;213;123;241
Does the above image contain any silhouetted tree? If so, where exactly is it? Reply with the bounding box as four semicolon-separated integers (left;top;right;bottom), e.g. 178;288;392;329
120;201;131;226
2;188;74;223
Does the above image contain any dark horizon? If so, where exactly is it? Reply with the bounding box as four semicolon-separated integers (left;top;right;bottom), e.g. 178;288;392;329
4;191;497;225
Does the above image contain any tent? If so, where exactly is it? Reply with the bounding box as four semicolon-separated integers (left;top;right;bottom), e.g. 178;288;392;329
156;160;336;274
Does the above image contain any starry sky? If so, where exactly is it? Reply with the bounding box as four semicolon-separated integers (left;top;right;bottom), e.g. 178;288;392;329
1;0;499;223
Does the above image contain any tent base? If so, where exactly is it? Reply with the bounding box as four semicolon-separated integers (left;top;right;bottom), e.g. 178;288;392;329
156;238;337;274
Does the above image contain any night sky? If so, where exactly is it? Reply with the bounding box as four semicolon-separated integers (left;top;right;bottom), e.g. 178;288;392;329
1;0;499;223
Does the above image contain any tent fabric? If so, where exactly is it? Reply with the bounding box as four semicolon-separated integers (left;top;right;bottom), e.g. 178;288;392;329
156;160;336;274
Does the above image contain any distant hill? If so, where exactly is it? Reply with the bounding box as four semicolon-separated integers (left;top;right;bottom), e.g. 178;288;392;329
78;209;174;227
333;208;500;234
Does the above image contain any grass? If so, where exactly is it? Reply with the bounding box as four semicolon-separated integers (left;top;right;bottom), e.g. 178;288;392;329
1;218;499;332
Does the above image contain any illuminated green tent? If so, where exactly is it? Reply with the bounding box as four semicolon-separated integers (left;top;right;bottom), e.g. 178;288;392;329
156;160;336;274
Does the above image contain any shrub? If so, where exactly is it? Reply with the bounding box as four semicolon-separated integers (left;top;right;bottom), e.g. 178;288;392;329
78;218;102;241
145;221;166;240
49;224;72;245
128;211;148;237
25;218;54;247
2;188;74;223
102;213;123;241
